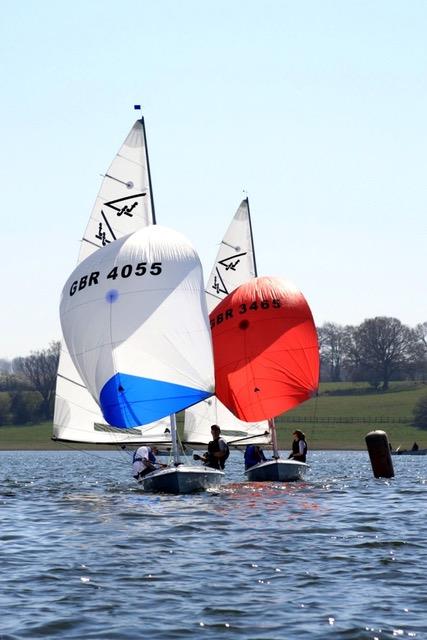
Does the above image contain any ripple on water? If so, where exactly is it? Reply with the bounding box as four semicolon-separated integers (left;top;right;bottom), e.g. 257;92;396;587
1;450;427;639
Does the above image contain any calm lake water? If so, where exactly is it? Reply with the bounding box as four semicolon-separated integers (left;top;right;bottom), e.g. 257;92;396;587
1;449;426;639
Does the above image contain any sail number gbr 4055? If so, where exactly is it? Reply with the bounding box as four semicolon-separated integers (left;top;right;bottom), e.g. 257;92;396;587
69;262;163;297
210;298;281;328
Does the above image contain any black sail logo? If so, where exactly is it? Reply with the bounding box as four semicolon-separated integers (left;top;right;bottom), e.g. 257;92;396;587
94;193;146;246
212;252;247;296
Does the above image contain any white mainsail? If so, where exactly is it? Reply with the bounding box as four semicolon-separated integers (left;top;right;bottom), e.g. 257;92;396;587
53;118;171;444
183;199;271;449
60;225;214;428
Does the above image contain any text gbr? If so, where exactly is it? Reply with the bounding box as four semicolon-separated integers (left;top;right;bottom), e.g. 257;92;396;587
210;298;282;328
69;262;163;297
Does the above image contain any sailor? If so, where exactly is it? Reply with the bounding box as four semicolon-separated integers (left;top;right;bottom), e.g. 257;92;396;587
244;444;267;469
288;430;308;463
200;425;229;470
132;445;160;481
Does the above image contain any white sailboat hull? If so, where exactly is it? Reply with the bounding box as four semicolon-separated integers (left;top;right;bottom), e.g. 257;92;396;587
245;459;308;482
140;465;224;494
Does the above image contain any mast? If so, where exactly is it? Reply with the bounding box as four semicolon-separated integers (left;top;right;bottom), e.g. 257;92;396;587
245;196;258;277
134;105;157;225
170;414;180;464
269;419;279;459
249;197;277;453
135;107;181;463
140;116;157;225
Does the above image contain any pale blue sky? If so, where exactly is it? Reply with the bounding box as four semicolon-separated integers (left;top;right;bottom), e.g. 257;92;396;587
1;0;426;359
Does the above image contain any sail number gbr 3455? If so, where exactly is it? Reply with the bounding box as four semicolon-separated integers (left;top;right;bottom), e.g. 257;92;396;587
69;262;162;297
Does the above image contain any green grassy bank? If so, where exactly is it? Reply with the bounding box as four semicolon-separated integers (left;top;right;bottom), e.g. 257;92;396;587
1;381;426;451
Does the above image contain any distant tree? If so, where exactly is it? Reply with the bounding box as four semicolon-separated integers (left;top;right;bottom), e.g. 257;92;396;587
414;322;427;349
10;391;43;424
0;373;33;392
409;322;427;381
413;394;427;429
318;322;351;381
0;359;11;374
0;392;12;425
13;341;60;419
352;317;414;390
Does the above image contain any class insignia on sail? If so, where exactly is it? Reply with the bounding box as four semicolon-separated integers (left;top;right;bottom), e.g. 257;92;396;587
210;275;320;423
60;224;215;428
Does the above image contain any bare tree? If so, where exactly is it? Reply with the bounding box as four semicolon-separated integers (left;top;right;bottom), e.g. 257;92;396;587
353;317;414;390
318;322;350;381
0;359;11;374
409;322;427;381
13;341;60;419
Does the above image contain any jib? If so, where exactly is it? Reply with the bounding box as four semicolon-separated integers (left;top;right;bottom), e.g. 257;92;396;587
70;272;99;296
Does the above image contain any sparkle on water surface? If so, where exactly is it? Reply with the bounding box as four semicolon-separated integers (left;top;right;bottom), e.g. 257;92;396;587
1;449;426;639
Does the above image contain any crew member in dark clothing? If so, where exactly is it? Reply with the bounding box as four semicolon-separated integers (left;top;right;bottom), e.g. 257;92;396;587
288;430;307;463
200;425;229;470
244;444;267;469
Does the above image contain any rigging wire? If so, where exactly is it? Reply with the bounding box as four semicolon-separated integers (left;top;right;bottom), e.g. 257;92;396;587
52;439;130;466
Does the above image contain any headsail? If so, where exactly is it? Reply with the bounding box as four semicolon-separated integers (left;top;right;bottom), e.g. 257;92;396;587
60;225;215;428
205;199;257;312
53;118;168;444
183;199;270;448
78;119;155;262
210;276;320;422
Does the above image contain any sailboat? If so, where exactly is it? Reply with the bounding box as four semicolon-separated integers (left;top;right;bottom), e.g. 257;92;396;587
211;276;320;482
60;223;224;493
53;113;172;449
183;199;271;453
55;112;223;493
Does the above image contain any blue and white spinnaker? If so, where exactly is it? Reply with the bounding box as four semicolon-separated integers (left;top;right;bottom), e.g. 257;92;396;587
60;224;214;428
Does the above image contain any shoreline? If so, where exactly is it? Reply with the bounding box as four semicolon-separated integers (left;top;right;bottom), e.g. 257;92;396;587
1;421;425;453
0;443;368;452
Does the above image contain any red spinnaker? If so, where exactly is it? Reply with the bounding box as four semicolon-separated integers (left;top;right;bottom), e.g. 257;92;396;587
210;276;319;422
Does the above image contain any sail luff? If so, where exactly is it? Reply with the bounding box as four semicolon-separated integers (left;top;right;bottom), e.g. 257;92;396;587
246;197;258;278
140;115;156;225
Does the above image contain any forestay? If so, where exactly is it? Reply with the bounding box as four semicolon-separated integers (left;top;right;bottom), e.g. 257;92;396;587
211;276;320;422
60;225;215;428
53;119;168;444
183;199;270;448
